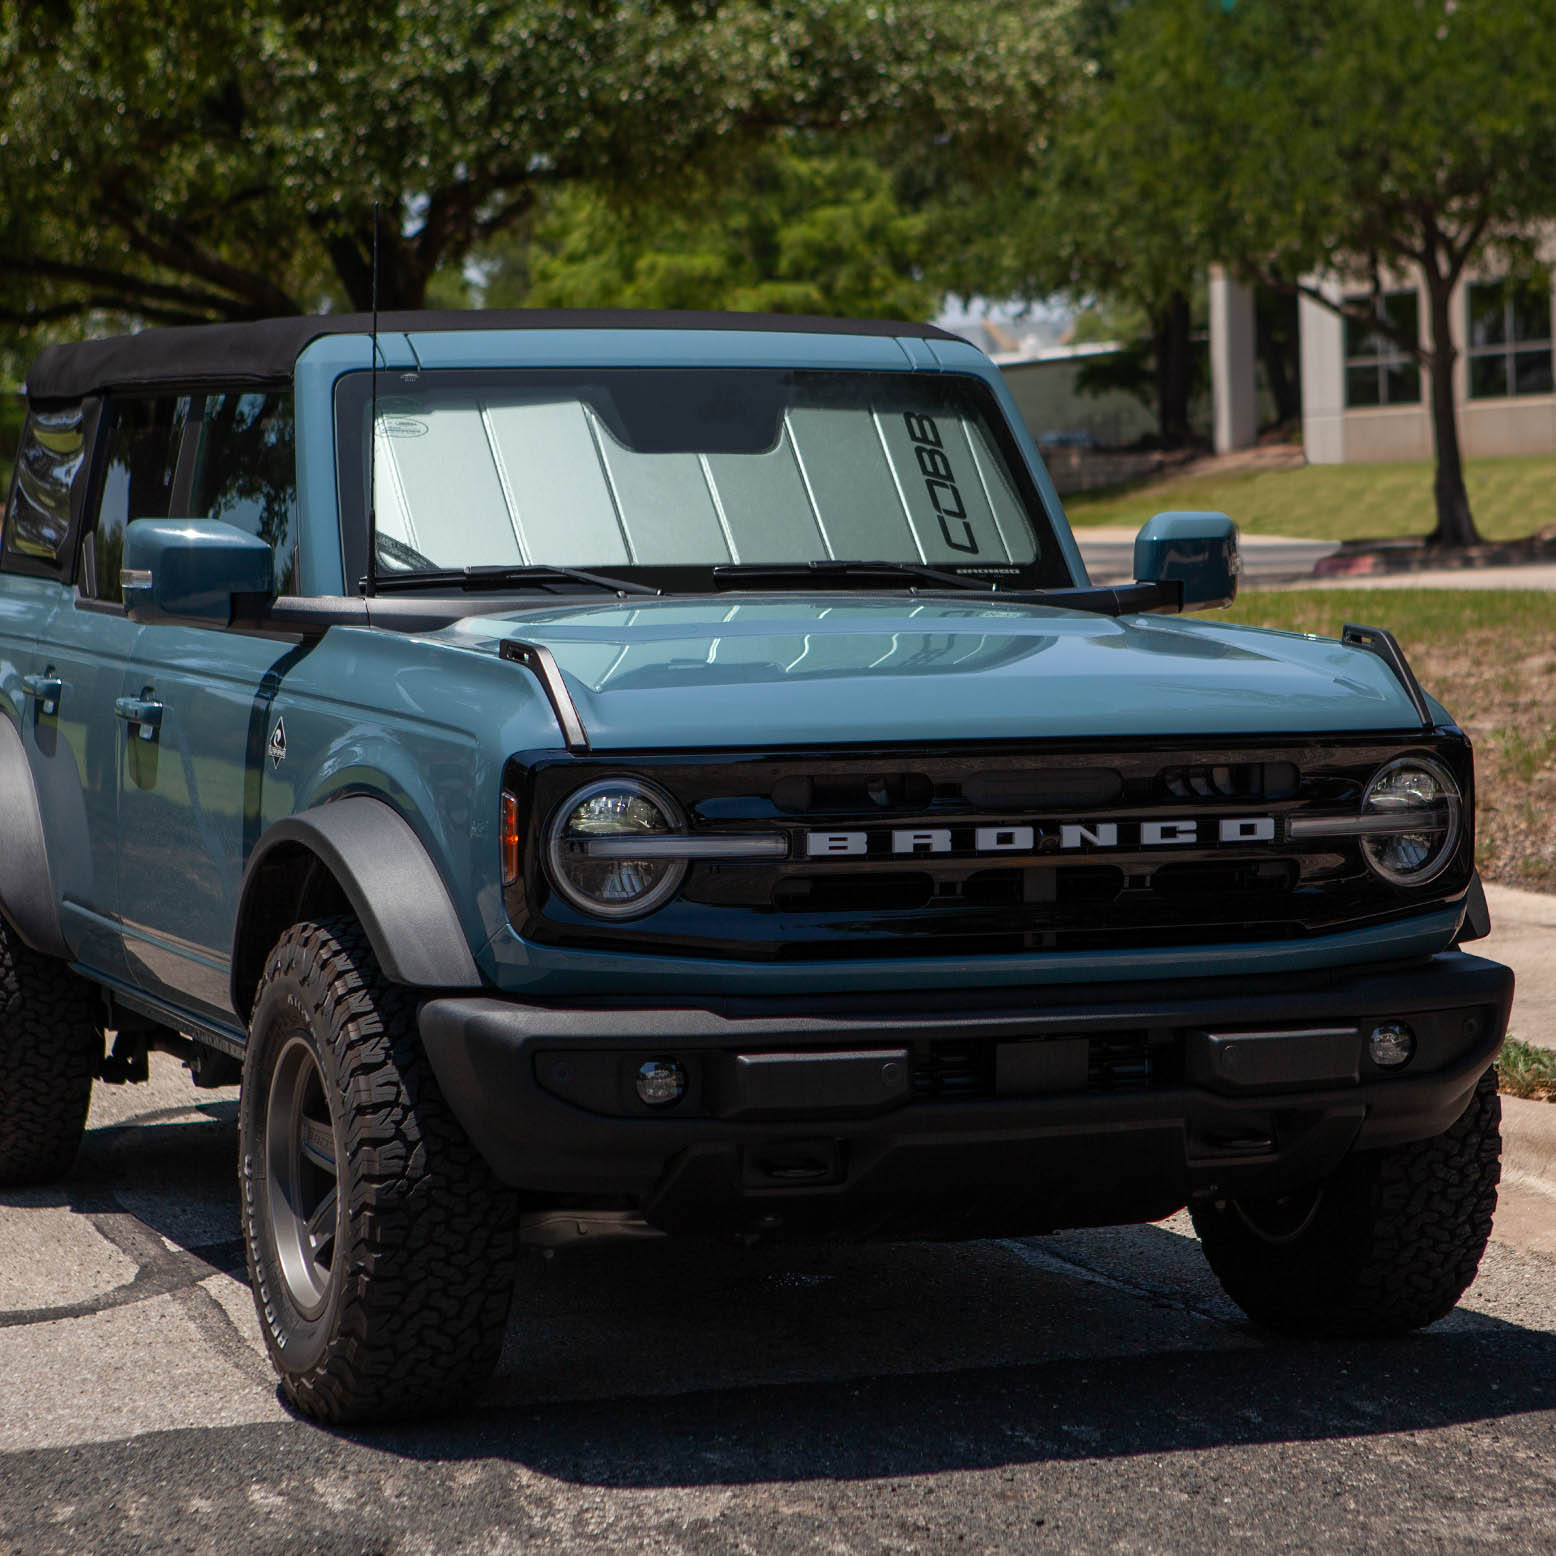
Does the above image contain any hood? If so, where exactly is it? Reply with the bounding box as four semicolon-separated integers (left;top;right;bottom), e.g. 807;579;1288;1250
432;596;1427;749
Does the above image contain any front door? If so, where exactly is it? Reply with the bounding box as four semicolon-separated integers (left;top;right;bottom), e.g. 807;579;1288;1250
116;389;304;1027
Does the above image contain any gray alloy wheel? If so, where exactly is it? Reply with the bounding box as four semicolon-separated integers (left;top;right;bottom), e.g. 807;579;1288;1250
263;1034;340;1319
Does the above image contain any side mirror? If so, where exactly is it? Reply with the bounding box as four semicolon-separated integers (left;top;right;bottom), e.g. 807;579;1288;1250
122;518;276;626
1133;511;1240;611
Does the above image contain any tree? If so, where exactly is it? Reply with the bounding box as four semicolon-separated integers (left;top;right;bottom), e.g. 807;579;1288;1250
917;0;1213;447
468;139;939;321
0;1;1076;330
1090;0;1556;547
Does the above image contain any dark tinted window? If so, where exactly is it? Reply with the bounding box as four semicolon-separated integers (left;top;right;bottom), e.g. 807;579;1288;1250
4;404;86;568
190;392;299;593
82;395;190;603
1466;277;1554;400
1343;291;1421;407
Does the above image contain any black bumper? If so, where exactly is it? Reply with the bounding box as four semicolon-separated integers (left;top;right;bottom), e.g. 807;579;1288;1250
419;952;1512;1240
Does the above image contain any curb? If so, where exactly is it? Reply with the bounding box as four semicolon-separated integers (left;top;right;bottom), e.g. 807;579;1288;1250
1495;1093;1556;1258
1503;1092;1556;1195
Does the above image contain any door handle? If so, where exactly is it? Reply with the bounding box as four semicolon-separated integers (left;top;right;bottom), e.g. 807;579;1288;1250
114;696;164;741
21;673;61;716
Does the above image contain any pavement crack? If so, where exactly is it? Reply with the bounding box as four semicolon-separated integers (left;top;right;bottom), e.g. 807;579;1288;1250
996;1238;1247;1331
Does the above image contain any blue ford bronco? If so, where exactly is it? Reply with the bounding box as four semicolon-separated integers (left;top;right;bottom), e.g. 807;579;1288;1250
0;310;1511;1421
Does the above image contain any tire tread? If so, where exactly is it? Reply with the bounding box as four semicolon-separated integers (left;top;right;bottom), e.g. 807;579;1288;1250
0;923;101;1187
242;917;518;1423
1192;1068;1502;1337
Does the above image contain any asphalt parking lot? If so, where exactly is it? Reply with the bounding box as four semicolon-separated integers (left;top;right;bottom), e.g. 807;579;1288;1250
3;1037;1555;1555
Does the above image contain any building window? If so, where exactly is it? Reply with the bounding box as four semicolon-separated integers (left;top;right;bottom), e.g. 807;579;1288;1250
1344;291;1421;408
1467;277;1554;399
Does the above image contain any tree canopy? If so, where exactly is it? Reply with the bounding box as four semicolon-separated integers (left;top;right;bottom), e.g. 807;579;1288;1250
464;139;938;320
0;0;1075;330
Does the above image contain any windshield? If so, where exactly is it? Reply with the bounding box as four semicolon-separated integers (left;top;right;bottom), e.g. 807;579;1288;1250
334;367;1066;591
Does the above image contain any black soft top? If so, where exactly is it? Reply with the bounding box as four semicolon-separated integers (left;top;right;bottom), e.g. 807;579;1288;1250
23;308;961;403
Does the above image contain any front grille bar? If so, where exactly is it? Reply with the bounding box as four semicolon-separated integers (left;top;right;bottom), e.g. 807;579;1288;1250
579;835;790;860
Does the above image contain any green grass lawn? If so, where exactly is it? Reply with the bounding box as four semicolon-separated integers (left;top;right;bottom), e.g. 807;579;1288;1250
1499;1039;1556;1102
1065;454;1556;542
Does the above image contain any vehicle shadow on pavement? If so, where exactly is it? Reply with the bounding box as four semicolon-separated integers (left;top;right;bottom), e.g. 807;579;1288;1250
328;1228;1556;1483
341;1324;1556;1488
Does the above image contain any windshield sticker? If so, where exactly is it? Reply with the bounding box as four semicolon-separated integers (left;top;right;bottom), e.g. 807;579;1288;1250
903;413;978;554
378;416;429;439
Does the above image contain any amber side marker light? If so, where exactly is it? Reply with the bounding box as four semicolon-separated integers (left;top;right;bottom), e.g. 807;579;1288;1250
501;792;522;886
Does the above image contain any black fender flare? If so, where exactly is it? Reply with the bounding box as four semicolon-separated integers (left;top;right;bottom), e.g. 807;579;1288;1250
0;715;71;960
232;796;481;1015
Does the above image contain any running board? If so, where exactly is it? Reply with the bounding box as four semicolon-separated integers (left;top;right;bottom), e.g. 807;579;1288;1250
82;970;247;1059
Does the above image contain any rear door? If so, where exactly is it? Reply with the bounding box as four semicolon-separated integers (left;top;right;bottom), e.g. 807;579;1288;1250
116;389;305;1025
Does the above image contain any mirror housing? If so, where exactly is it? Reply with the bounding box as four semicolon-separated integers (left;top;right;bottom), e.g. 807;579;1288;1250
1133;511;1240;611
122;519;276;626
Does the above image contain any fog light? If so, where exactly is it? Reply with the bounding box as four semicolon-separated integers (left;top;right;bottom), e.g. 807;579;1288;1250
635;1057;687;1107
1368;1022;1416;1069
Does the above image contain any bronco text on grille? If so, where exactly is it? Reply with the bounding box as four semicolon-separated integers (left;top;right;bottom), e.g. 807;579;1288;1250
504;734;1475;962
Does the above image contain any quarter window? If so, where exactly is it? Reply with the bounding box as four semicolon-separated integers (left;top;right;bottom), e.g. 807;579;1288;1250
4;403;86;569
1466;277;1554;399
190;392;300;594
1344;291;1421;407
81;396;191;604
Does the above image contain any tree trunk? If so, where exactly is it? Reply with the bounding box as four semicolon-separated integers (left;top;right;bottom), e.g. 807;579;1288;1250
324;218;432;313
1154;290;1194;446
1422;275;1481;548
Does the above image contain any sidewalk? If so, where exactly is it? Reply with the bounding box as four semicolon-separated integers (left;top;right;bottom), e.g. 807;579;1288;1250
1478;884;1555;1255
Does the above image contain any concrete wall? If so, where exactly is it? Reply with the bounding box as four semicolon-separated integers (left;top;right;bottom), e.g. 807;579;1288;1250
998;354;1161;451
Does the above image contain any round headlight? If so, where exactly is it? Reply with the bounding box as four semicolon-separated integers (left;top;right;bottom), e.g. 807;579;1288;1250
545;777;687;919
1359;756;1462;886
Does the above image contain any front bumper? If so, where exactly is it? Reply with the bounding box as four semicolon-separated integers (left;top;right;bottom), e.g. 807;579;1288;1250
420;951;1512;1240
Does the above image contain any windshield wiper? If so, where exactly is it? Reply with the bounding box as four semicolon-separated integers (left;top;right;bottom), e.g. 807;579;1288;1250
712;560;998;593
369;564;660;597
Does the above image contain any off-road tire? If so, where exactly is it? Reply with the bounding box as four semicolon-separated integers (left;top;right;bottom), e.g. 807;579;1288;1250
1191;1067;1502;1337
0;918;102;1187
240;917;519;1423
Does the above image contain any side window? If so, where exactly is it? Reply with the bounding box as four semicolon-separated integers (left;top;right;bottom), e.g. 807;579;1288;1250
3;403;86;571
190;392;300;594
80;395;190;604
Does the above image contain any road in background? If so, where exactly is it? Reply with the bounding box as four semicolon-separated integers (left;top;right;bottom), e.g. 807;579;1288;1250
1075;527;1340;588
1075;527;1556;591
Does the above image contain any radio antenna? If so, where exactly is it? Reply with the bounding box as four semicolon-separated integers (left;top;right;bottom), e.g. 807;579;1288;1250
362;199;381;598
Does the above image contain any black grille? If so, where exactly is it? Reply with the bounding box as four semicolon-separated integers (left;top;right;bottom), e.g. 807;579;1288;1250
507;734;1474;962
1088;1035;1157;1091
910;1033;1162;1102
912;1041;994;1100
